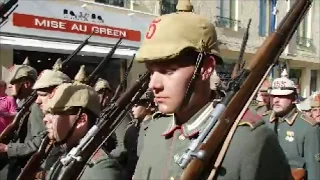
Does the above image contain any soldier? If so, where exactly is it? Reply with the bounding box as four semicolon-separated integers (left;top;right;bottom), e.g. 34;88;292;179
123;92;155;178
262;69;320;179
0;58;46;180
250;79;271;115
38;66;122;179
32;59;71;111
133;5;291;180
310;93;320;124
176;0;193;12
94;78;113;108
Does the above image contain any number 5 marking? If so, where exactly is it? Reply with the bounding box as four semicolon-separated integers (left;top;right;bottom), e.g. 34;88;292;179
146;19;161;39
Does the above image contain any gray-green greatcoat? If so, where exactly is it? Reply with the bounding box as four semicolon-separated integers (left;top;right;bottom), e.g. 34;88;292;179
0;103;46;180
35;147;122;180
262;108;320;180
133;103;292;180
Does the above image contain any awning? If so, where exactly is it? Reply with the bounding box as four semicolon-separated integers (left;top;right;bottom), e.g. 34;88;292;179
0;36;137;59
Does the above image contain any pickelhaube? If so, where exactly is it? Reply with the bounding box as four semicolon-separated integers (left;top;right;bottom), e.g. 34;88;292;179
43;65;100;116
269;69;296;96
176;0;193;12
32;58;71;90
6;57;38;83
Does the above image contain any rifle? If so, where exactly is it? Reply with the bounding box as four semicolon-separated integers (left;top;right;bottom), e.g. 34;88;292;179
16;36;121;180
178;0;313;179
110;54;135;103
87;38;123;87
231;18;252;79
16;134;54;180
55;72;150;180
0;33;94;144
0;0;18;27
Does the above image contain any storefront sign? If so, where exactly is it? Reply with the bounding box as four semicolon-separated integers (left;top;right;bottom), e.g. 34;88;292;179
12;13;141;42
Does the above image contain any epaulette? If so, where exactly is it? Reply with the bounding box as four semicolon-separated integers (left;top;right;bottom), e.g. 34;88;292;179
91;149;107;164
151;111;173;120
300;114;317;126
238;109;265;130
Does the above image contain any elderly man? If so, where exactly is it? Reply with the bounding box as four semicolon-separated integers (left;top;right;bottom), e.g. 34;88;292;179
310;93;320;125
262;70;320;179
132;2;291;179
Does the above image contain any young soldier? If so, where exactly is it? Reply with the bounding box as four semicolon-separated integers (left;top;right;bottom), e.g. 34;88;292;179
310;93;320;124
262;70;320;179
39;66;122;179
0;58;46;180
250;79;271;115
133;6;291;180
94;78;113;108
123;93;155;178
32;59;71;111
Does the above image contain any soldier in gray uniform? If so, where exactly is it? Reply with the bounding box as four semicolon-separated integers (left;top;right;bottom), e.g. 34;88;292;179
262;69;320;179
310;93;320;125
94;78;113;108
37;66;122;179
133;1;291;179
123;93;155;178
0;58;46;180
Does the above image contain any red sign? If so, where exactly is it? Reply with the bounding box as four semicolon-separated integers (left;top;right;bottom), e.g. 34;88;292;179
12;13;141;42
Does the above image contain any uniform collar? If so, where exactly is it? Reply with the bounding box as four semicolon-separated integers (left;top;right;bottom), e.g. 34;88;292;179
161;103;213;138
269;108;299;125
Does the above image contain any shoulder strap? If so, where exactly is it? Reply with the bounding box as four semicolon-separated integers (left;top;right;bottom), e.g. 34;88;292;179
300;114;317;126
238;109;265;130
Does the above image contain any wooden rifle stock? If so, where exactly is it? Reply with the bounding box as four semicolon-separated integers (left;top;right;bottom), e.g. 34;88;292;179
180;0;313;179
17;136;54;180
291;168;306;180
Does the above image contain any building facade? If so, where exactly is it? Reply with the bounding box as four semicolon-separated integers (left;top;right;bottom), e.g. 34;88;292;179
1;0;319;97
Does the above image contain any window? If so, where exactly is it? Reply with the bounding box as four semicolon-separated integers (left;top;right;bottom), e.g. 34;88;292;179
214;0;240;29
296;3;313;48
310;70;318;95
94;0;124;8
289;68;302;94
161;0;177;15
259;0;277;37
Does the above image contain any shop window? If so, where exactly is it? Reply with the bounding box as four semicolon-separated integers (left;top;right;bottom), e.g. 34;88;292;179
94;0;124;8
161;0;177;15
296;2;313;48
310;70;317;95
13;50;126;91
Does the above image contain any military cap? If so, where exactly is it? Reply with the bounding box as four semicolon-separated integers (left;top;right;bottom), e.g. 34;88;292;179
259;79;271;93
176;0;193;12
210;70;221;90
94;78;111;92
32;58;71;90
43;65;100;116
6;57;38;83
269;69;296;96
311;93;320;108
135;12;222;64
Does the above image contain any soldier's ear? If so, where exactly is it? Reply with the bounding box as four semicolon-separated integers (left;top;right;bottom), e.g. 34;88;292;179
200;55;215;81
76;112;88;128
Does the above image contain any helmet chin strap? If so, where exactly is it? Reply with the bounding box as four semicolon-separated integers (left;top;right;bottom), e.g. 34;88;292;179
54;109;83;147
177;52;205;113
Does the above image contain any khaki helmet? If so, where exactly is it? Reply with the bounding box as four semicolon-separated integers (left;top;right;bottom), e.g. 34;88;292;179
94;78;111;92
176;0;193;12
259;79;271;93
6;57;38;84
135;12;222;64
268;69;296;96
209;70;220;90
43;65;100;116
32;58;71;90
311;93;320;108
